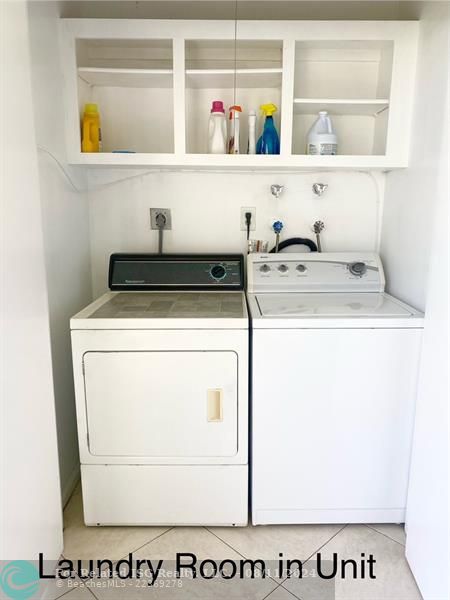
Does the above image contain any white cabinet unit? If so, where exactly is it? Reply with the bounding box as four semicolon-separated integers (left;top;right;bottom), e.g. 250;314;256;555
60;19;418;170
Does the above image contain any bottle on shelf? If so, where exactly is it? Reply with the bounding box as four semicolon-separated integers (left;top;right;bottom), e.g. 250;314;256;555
306;111;338;155
256;103;280;155
207;100;227;154
228;105;242;154
81;103;102;153
247;109;257;155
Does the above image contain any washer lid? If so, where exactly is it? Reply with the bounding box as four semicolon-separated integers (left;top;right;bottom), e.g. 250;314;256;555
255;293;416;318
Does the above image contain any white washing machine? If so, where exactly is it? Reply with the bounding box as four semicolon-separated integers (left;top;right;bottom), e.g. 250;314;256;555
71;254;248;526
247;252;424;525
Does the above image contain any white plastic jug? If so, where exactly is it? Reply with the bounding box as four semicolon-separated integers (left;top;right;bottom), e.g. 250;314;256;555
208;101;227;154
306;111;338;155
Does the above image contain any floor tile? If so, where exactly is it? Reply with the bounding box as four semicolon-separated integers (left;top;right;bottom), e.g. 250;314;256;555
63;483;169;560
135;526;241;559
65;587;98;600
366;523;406;545
283;525;422;600
13;554;97;600
90;527;278;600
209;524;344;561
263;585;301;599
37;576;97;600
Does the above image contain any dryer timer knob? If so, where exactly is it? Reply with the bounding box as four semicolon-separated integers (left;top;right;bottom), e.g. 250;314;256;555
210;264;226;280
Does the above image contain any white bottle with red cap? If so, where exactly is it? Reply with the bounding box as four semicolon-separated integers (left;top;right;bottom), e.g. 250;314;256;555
207;100;227;154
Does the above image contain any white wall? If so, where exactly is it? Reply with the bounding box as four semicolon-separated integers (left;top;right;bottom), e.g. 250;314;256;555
1;0;63;559
380;2;448;311
88;170;383;296
405;101;449;599
61;1;405;20
380;3;450;599
27;0;92;503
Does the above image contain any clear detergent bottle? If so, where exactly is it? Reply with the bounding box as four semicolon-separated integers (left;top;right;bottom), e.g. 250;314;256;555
256;103;280;155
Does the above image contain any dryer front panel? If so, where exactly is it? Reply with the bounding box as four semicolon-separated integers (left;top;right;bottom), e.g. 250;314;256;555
83;351;238;459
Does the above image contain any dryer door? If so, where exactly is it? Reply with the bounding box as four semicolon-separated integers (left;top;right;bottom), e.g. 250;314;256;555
83;351;238;458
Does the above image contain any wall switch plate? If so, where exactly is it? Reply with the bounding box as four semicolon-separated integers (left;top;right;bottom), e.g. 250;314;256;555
240;207;256;231
150;208;172;230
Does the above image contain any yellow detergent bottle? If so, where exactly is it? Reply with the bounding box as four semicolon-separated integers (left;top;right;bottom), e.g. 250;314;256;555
81;104;102;152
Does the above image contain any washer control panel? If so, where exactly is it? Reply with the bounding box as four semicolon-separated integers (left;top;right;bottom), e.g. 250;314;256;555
248;253;385;293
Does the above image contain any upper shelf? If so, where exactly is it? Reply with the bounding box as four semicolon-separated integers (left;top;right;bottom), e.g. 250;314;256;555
293;98;390;116
78;67;173;88
186;68;282;89
78;66;283;89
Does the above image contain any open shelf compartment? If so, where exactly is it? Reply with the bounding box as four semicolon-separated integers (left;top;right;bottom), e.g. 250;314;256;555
185;39;283;154
76;39;174;153
292;40;393;156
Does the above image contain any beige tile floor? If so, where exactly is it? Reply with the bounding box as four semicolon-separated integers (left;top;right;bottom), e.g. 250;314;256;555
49;484;422;600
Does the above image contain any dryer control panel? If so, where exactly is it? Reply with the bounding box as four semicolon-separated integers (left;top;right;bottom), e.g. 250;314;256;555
109;254;244;291
247;252;385;293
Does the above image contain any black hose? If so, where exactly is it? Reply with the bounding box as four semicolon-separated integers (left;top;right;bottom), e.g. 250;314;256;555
269;237;318;254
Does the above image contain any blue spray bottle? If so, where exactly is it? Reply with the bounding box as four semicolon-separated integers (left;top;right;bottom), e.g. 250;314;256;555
256;103;280;155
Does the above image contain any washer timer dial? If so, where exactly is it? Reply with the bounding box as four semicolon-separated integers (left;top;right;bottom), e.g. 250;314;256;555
349;262;367;277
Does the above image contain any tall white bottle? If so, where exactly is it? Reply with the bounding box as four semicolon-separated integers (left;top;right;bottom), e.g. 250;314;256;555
208;100;227;154
228;105;242;154
306;111;338;155
247;109;257;154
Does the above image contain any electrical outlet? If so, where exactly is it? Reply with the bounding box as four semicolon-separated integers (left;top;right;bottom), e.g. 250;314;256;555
150;208;172;230
240;207;256;231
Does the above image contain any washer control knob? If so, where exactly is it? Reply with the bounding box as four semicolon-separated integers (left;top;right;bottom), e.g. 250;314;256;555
296;264;307;273
210;264;226;280
349;261;367;277
259;264;271;273
278;264;289;273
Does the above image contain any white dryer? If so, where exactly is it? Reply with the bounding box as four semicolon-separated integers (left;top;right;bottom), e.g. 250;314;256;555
71;254;248;526
247;252;424;525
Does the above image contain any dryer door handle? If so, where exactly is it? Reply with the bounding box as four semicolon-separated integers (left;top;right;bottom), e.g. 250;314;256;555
207;389;223;422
